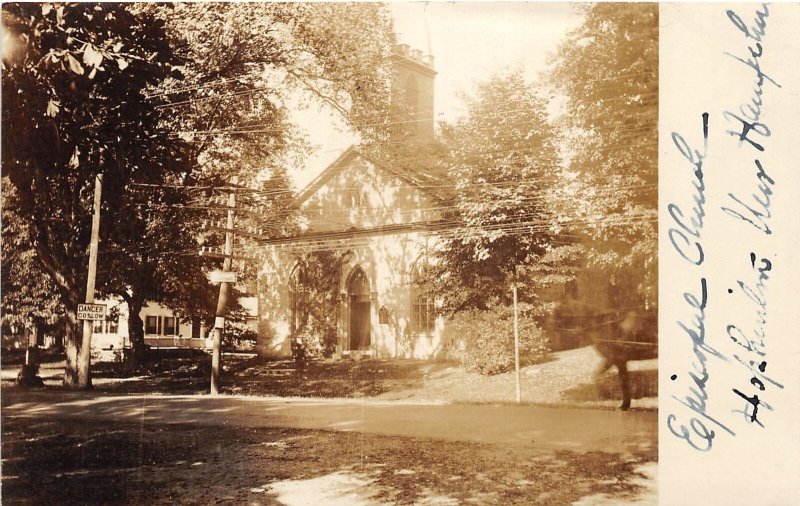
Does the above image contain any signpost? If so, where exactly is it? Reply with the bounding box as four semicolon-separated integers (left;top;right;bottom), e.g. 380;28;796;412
209;270;237;284
513;283;521;404
210;177;237;395
77;304;106;321
78;173;103;389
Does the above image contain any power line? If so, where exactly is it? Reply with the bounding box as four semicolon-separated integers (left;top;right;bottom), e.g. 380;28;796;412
231;214;657;256
157;98;656;139
125;142;656;201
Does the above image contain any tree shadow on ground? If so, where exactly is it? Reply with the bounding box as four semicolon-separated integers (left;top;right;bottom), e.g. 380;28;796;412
227;357;457;398
2;416;655;505
82;355;458;398
89;353;213;395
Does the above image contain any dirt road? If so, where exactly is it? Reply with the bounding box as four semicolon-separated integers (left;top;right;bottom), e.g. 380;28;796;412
3;389;658;504
3;389;656;457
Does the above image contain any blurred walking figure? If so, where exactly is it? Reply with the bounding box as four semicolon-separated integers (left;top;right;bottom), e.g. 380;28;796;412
291;336;307;374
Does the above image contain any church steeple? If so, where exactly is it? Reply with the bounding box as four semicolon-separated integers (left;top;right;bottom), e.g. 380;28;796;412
390;43;436;145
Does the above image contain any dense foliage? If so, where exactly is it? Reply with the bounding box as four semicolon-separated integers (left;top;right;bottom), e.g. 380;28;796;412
2;3;188;384
1;181;64;340
448;305;550;375
1;2;395;384
289;250;349;357
548;3;658;311
424;71;580;314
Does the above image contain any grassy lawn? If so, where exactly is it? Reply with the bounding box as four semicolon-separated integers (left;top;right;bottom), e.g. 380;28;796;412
2;346;656;410
224;346;657;410
1;415;656;505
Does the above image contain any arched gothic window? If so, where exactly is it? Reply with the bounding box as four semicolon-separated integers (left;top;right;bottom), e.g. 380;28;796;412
405;75;419;136
409;257;435;334
289;264;308;335
405;75;419;116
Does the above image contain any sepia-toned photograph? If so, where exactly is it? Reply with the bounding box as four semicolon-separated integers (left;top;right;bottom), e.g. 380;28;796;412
2;2;658;504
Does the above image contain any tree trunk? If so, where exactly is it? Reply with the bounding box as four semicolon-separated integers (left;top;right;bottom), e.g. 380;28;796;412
126;298;146;370
27;324;37;348
63;310;80;387
77;318;92;389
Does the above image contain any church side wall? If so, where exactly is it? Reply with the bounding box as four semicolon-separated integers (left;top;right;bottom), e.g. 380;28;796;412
256;247;294;357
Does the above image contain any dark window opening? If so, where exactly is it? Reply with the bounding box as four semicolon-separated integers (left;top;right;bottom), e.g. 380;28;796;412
145;316;159;335
163;317;177;336
191;318;201;339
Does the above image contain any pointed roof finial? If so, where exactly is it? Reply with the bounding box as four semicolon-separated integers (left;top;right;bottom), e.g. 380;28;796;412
425;9;433;57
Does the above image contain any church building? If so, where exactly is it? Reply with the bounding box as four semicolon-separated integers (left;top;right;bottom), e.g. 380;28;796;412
256;44;450;359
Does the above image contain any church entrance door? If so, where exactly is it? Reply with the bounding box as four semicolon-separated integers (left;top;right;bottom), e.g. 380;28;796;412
347;268;371;350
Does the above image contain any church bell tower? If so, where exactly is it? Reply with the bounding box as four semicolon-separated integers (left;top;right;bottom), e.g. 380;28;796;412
390;43;436;146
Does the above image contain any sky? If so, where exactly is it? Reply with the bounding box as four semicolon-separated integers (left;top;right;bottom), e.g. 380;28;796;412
290;2;585;190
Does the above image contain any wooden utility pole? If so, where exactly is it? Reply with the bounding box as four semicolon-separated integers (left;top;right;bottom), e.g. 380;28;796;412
78;173;103;389
513;282;521;403
210;178;237;395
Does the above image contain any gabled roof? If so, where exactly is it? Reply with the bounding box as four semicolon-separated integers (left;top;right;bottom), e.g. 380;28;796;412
293;145;449;207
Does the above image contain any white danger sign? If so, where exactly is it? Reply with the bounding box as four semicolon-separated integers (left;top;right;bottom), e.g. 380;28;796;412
77;303;106;320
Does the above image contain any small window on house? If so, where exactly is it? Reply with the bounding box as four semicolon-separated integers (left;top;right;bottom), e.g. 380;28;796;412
145;315;159;335
411;295;435;333
107;320;118;334
163;317;177;336
191;318;201;339
92;320;104;333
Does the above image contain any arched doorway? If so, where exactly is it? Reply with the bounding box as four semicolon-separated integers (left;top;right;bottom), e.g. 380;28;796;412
347;267;371;350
